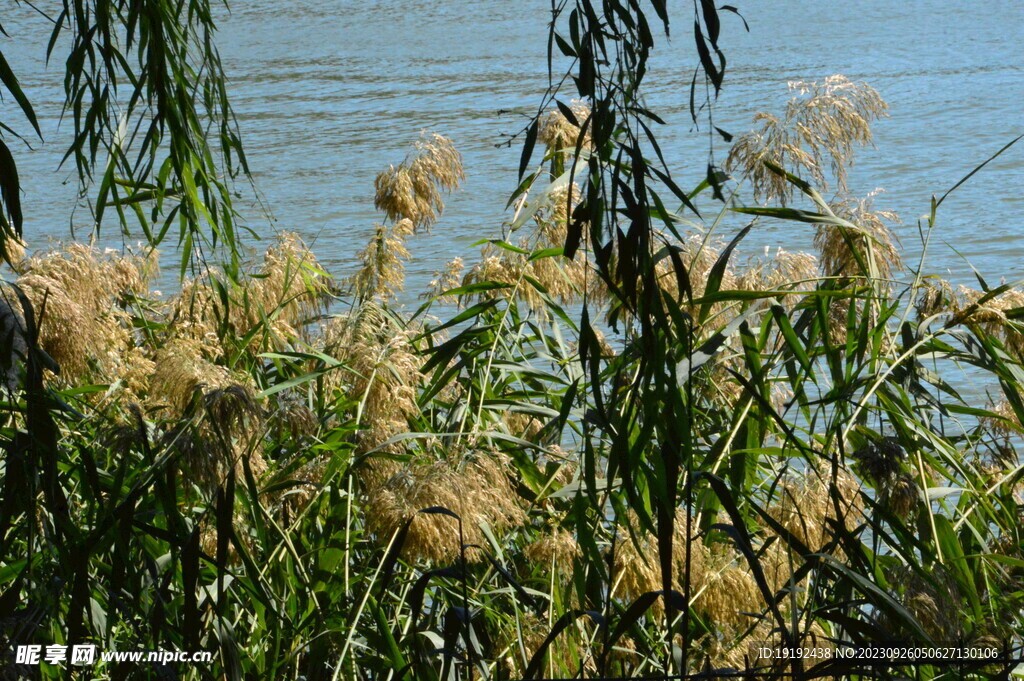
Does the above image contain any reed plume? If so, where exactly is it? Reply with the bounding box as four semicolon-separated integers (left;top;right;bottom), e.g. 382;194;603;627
727;75;888;204
461;184;603;310
654;232;737;313
538;100;592;151
884;564;969;641
374;133;464;231
613;510;709;605
365;450;525;563
350;219;414;302
495;611;593;678
817;191;902;281
166;232;331;357
523;526;581;568
424;256;465;303
951;285;1024;355
767;470;863;554
160;379;267;500
2;236;26;272
978;400;1022;475
319;303;424;476
148;337;237;415
736;246;819;311
915;276;957;321
253;231;333;330
14;243;155;387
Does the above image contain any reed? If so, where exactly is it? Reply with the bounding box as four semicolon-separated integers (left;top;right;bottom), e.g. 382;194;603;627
3;25;1023;681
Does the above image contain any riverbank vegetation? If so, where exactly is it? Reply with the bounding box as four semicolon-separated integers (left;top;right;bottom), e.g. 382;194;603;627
2;2;1023;680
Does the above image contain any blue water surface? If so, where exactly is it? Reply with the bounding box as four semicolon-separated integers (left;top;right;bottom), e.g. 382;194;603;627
3;1;1022;296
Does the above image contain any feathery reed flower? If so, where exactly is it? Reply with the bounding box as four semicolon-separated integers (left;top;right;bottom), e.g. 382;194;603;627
978;400;1022;475
767;470;862;554
613;510;709;605
915;276;956;322
460;183;603;310
423;256;465;303
696;560;762;629
148;338;236;415
727;75;888;205
374;133;464;231
254;231;333;327
852;436;905;485
653;233;738;317
817;192;902;281
166;232;331;356
538;100;592;152
494;611;594;678
2;237;26;272
736;247;819;310
14;243;155;385
885;564;968;641
365;450;525;563
161;381;266;498
523;526;581;568
320;303;425;470
878;472;919;520
851;437;924;519
951;285;1024;355
350;219;414;302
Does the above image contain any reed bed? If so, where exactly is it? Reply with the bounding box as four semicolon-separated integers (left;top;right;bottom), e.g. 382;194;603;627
2;79;1023;681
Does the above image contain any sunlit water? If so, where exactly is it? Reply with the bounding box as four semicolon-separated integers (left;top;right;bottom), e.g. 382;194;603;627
4;1;1023;299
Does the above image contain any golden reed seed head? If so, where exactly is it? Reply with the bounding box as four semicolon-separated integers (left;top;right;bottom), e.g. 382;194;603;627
884;564;968;641
767;470;862;555
951;286;1024;356
318;303;425;464
493;611;595;678
147;338;236;415
460;249;600;310
611;509;794;632
973;400;1022;476
275;454;332;514
13;243;154;385
817;192;902;281
198;509;258;565
652;233;739;322
696;562;762;629
160;382;267;502
538;100;592;151
455;181;606;312
727;75;888;205
735;247;819;310
364;451;525;564
537;183;582;235
423;256;465;303
254;231;333;325
503;411;545;441
523;527;581;569
915;277;956;322
2;236;27;272
165;278;228;357
374;133;464;231
983;400;1020;440
878;472;919;520
166;232;331;358
350;219;415;302
612;510;710;609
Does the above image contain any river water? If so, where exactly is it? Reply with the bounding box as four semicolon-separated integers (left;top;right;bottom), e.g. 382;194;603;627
4;1;1023;298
